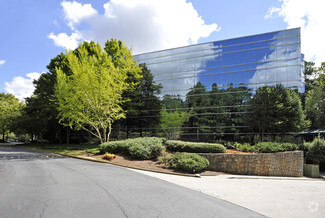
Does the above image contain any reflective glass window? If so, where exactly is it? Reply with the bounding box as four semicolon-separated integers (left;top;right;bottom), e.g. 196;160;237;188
286;36;299;44
246;50;257;63
237;51;246;65
246;70;256;84
229;72;247;85
276;67;287;82
256;48;266;62
275;30;286;39
287;66;299;80
286;28;299;37
287;44;298;58
276;46;287;60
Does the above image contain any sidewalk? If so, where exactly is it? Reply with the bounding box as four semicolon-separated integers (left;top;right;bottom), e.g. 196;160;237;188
131;169;325;218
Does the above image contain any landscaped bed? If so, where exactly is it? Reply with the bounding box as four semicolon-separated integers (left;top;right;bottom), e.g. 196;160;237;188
21;138;302;175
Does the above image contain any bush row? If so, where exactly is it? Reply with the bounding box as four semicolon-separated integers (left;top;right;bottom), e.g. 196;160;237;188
158;152;209;173
165;140;226;153
224;141;298;153
99;137;165;160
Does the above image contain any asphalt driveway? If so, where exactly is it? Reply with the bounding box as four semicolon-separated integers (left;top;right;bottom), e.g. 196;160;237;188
0;146;263;218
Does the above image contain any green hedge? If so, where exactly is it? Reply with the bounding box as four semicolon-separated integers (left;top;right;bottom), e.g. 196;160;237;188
224;141;298;153
169;152;209;173
165;140;226;153
99;137;165;160
254;142;298;153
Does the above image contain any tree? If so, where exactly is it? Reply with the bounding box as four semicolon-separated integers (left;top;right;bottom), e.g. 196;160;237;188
54;41;141;143
0;93;23;142
306;65;325;130
247;84;308;141
121;63;162;137
184;82;211;141
160;107;191;140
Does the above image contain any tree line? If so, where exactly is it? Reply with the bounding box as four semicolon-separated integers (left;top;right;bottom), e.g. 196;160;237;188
0;40;324;143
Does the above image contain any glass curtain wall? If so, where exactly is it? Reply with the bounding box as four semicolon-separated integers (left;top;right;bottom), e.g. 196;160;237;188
133;28;303;141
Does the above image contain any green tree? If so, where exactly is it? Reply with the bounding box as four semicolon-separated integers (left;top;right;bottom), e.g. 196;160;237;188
54;41;141;143
121;63;162;137
248;84;308;141
184;82;211;141
160;108;191;140
306;65;325;130
0;93;23;142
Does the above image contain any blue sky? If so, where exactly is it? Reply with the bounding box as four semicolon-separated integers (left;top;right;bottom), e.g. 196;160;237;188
0;0;324;100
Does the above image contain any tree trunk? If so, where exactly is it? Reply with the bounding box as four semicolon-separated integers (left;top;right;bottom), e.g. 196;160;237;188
66;128;70;144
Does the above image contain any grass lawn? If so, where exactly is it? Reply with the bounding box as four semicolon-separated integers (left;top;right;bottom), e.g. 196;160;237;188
22;143;101;156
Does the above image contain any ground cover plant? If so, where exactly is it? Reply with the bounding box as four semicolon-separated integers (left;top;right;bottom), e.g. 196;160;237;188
165;140;226;153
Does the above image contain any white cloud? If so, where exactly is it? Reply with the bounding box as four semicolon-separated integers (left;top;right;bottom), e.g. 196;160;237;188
49;0;220;54
48;32;82;50
266;0;325;66
0;60;6;66
5;72;43;101
61;1;97;30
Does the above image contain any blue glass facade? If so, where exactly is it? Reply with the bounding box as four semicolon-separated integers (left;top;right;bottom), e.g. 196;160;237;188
133;28;304;140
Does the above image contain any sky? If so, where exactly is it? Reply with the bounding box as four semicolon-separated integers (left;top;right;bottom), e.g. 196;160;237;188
0;0;324;101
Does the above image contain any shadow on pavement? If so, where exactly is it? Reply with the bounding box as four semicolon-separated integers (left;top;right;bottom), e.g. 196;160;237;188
0;146;65;161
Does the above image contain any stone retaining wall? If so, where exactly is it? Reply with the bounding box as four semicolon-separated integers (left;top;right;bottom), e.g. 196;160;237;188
199;151;304;177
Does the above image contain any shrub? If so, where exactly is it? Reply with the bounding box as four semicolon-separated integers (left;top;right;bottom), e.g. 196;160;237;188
165;140;226;153
308;135;325;155
99;140;128;154
169;152;209;173
253;142;298;153
102;152;116;160
305;135;325;164
100;137;166;160
236;143;257;152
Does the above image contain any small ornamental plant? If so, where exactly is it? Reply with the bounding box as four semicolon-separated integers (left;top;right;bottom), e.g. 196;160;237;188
102;152;116;161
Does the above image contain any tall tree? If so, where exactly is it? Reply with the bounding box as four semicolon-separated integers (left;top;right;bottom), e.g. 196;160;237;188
306;64;325;130
55;41;141;143
119;63;162;137
247;84;308;141
0;93;23;142
184;82;211;141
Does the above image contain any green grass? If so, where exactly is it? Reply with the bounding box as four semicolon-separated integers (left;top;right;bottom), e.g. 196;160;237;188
22;143;99;156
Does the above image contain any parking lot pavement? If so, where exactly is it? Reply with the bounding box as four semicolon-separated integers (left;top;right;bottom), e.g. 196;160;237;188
131;169;325;218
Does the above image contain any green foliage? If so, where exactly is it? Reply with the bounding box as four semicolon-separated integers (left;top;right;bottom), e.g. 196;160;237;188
307;135;325;155
305;66;325;130
0;93;24;141
121;63;162;137
86;148;102;155
99;140;129;154
99;137;165;160
165;140;226;153
169;152;209;173
253;142;298;153
54;41;141;144
160;108;191;140
247;84;309;141
183;82;252;141
304;135;325;164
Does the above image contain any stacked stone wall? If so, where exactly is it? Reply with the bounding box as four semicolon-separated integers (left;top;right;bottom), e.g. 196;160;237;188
199;151;303;177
